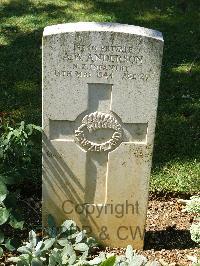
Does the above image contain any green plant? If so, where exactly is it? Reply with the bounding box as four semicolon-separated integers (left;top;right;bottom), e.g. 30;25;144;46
114;244;158;266
185;196;200;214
0;121;41;256
0;120;41;171
185;196;200;245
8;216;160;266
8;215;96;265
190;222;200;244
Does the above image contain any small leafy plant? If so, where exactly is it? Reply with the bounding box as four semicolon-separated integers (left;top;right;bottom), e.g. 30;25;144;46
8;216;160;266
8;216;97;265
0;121;41;256
185;196;200;245
0;120;41;171
185;196;200;215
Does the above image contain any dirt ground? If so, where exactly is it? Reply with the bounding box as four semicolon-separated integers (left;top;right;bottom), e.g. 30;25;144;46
142;194;199;265
106;193;199;265
1;193;199;265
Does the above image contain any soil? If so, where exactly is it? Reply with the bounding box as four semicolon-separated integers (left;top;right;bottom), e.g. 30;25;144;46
105;193;199;265
0;193;199;265
143;193;199;265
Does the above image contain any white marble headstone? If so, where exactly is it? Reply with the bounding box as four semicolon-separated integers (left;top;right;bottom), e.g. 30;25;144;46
42;22;163;249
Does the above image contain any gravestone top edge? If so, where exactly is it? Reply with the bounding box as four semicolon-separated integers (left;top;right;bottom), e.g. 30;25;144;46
43;22;163;41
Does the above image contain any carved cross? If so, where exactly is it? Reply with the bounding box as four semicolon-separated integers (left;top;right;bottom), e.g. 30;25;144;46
50;83;147;204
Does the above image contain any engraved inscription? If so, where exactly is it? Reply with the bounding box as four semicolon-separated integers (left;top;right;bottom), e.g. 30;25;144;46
64;52;143;65
53;41;152;80
74;44;138;53
54;69;150;81
75;111;122;152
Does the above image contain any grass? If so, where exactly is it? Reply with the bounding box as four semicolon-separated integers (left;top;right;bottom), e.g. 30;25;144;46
0;0;199;194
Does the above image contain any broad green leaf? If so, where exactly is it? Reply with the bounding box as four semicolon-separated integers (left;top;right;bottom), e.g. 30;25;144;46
0;180;8;203
19;121;25;131
9;213;24;229
51;249;62;264
42;238;55;251
6;131;13;142
80;250;89;261
130;254;148;265
31;124;42;132
48;254;57;266
34;241;44;257
29;230;37;248
23;131;28;139
98;252;106;261
61;252;69;265
13;129;20;137
61;244;74;256
27;124;42;134
17;259;30;266
75;231;85;243
67;231;79;240
10;219;24;230
61;244;76;265
5;239;17;251
17;246;32;254
74;243;89;252
35;240;44;251
26;124;33;135
100;256;116;266
125;245;133;260
68;254;76;265
61;220;76;233
0;247;3;257
0;208;10;225
0;230;4;244
57;238;69;246
19;254;30;262
88;257;102;265
25;242;33;250
31;258;43;266
62;252;76;265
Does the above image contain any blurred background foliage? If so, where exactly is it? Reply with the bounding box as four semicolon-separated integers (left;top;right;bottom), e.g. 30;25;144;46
0;0;199;193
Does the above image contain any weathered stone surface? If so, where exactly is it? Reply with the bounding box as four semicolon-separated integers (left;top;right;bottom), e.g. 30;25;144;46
42;22;164;249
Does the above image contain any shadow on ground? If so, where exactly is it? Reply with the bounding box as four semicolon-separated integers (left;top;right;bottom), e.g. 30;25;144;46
144;229;197;250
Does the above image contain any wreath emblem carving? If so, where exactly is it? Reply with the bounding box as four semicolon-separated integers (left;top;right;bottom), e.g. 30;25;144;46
75;111;122;152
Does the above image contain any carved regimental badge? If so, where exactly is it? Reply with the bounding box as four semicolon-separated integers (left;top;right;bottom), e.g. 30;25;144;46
75;111;123;152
